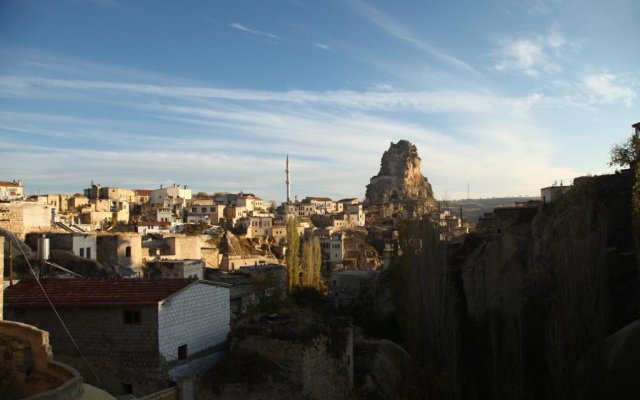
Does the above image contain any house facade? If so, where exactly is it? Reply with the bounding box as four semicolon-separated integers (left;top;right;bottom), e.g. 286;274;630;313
4;278;230;397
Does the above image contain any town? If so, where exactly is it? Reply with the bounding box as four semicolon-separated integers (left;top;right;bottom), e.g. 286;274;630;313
2;133;621;400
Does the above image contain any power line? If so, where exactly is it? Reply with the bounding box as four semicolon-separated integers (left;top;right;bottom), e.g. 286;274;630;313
7;235;107;391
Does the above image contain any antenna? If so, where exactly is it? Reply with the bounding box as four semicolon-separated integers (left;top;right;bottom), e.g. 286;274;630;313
467;182;470;200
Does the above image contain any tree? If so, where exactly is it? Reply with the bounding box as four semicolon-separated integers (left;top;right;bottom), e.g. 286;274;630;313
311;236;322;288
195;191;209;198
609;135;639;168
285;216;300;289
300;235;322;288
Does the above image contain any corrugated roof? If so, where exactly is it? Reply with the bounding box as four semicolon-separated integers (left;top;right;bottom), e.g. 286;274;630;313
4;278;197;307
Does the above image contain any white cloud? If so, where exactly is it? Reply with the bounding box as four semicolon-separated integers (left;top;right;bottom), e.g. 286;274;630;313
493;23;570;76
0;75;561;115
581;73;636;107
229;22;279;40
314;43;330;50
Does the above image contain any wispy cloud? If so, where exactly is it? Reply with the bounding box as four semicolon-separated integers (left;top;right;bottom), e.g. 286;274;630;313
229;22;279;40
0;75;562;115
493;23;571;76
581;72;636;107
314;43;330;50
348;0;477;74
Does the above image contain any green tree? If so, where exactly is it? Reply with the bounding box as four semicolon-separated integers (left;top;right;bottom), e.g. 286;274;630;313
285;216;300;288
300;235;322;288
609;135;639;168
301;238;312;286
311;236;322;288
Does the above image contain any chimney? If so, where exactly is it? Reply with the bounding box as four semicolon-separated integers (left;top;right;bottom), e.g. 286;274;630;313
160;184;164;189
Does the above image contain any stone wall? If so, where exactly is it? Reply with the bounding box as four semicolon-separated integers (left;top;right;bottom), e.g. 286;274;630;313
158;282;230;362
232;328;353;400
166;236;201;259
0;320;84;400
0;203;54;240
201;247;219;268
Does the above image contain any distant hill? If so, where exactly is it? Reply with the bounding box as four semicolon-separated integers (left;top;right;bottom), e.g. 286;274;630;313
440;197;540;223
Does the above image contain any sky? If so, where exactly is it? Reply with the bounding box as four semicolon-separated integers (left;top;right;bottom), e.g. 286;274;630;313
0;0;638;202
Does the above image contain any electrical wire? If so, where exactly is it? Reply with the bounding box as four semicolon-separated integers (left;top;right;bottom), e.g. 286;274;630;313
7;236;107;391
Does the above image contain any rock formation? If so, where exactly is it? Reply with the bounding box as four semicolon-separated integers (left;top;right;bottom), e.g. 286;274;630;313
364;140;436;221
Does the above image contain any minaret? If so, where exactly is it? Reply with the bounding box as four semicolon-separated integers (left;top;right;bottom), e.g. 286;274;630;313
286;155;291;203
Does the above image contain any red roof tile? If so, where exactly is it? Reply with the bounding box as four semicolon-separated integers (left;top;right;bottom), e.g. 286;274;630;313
135;189;152;196
5;278;196;307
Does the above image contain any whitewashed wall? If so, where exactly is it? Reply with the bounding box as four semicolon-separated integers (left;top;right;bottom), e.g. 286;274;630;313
158;282;230;362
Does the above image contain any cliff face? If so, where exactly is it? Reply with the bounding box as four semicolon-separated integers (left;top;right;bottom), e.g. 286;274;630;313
458;170;639;398
364;140;436;220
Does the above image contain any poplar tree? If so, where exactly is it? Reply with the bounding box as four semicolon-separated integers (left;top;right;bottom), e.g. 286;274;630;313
285;216;300;288
311;236;322;287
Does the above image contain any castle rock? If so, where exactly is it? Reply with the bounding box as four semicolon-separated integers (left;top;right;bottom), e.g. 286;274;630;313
364;140;437;221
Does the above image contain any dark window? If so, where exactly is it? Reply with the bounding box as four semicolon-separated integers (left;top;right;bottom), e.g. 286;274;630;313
86;247;91;258
178;344;188;360
79;248;84;257
125;246;131;258
123;309;141;324
121;383;133;394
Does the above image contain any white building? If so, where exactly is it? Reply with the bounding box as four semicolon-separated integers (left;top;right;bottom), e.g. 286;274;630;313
0;180;23;201
150;184;192;206
321;233;344;263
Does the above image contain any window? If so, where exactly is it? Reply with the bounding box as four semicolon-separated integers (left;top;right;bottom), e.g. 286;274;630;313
178;344;188;360
201;207;207;212
123;309;141;324
79;248;84;257
125;246;131;258
86;247;91;259
121;383;133;395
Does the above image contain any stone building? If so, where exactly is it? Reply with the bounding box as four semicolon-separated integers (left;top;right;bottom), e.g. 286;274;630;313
97;233;143;271
135;220;171;235
540;184;571;203
0;202;54;240
0;179;23;201
152;259;204;279
150;184;192;205
330;270;375;309
5;278;230;398
26;232;98;261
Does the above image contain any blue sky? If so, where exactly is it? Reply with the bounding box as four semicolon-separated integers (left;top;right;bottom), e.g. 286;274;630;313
1;0;638;201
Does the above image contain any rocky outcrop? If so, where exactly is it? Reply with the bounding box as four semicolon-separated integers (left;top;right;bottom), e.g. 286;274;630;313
364;140;436;221
354;336;411;399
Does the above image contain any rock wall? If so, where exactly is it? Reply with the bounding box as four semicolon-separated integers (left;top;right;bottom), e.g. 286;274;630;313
364;140;436;221
231;334;352;400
